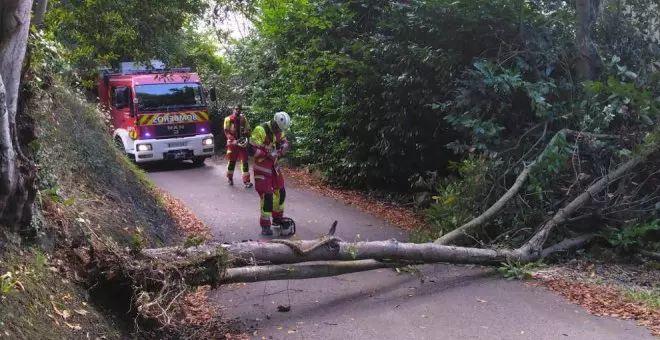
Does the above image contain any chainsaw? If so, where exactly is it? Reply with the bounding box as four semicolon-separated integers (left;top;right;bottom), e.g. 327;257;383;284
234;105;249;148
273;217;296;237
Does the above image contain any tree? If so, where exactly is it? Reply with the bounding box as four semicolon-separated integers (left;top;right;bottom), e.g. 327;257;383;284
0;0;37;235
575;0;604;81
43;0;209;84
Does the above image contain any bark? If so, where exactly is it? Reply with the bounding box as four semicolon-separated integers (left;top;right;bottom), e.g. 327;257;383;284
575;0;604;81
136;234;607;286
0;0;37;234
540;234;595;258
33;0;48;27
142;239;514;266
220;260;394;284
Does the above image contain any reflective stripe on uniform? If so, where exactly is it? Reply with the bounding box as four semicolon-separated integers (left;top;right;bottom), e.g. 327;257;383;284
254;175;265;180
254;165;272;174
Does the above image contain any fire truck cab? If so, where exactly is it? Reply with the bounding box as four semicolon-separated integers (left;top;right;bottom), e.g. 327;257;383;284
98;61;214;165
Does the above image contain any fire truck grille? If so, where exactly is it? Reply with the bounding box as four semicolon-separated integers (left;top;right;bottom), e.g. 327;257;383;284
154;123;196;138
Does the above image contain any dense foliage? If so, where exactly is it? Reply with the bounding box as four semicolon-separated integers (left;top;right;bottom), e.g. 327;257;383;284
42;0;241;88
25;0;660;250
229;0;572;190
230;0;660;245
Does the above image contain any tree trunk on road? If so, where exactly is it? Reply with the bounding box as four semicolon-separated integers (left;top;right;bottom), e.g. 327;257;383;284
135;141;657;285
0;0;38;235
142;239;514;266
221;260;395;284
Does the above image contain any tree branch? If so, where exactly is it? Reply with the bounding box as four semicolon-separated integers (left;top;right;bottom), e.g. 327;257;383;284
436;127;563;245
515;143;658;258
540;234;596;258
435;128;634;246
637;249;660;261
435;159;537;245
221;260;395;284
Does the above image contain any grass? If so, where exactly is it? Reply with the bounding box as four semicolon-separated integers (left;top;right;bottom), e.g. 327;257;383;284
0;248;123;340
497;259;546;280
0;78;184;339
33;84;179;248
624;289;660;309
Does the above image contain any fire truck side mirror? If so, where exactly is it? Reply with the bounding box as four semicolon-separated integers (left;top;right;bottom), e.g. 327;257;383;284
209;87;217;102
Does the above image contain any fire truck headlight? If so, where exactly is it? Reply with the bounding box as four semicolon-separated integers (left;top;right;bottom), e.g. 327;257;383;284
202;137;214;146
136;144;152;152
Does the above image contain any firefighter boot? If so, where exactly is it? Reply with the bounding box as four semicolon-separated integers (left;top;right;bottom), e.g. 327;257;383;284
261;226;273;236
244;181;253;189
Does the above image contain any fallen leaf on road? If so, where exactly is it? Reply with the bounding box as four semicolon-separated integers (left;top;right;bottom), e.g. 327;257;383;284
74;309;88;316
476;298;487;303
539;278;660;336
283;166;421;231
157;190;211;239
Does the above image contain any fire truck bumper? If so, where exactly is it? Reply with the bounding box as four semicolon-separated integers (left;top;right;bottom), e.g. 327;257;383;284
132;134;215;163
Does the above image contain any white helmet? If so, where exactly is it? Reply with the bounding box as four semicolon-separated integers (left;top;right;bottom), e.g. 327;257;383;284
273;111;291;131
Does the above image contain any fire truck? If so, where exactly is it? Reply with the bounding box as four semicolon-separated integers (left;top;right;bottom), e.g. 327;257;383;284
98;61;215;165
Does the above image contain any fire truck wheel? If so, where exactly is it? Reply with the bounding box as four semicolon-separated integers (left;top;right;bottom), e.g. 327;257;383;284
114;137;135;163
113;137;125;153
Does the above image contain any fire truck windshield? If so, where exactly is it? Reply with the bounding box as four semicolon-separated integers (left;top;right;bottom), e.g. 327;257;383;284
135;83;205;111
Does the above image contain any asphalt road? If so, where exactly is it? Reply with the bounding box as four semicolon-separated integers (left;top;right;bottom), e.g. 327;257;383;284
147;158;655;340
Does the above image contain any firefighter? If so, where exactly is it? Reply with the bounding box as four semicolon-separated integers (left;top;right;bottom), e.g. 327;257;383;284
250;111;291;236
223;105;253;188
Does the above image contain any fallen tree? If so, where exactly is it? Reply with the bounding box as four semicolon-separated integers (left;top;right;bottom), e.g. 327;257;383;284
434;129;623;246
126;137;658;290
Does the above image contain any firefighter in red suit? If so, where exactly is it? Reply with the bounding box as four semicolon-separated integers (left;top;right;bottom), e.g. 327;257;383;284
249;111;291;235
223;105;253;188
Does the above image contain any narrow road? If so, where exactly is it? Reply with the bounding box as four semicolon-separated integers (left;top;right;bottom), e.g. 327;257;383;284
147;158;655;340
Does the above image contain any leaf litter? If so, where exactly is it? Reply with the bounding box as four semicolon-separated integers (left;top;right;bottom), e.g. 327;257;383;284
157;190;251;338
282;166;421;231
531;262;660;337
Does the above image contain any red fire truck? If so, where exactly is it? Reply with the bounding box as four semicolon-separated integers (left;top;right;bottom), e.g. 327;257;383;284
98;61;215;165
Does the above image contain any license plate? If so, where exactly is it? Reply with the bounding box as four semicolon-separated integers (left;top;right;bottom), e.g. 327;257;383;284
168;142;186;148
173;151;187;159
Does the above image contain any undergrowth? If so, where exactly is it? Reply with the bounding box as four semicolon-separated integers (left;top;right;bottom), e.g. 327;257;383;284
624;289;660;309
32;83;178;247
3;56;235;337
0;246;123;340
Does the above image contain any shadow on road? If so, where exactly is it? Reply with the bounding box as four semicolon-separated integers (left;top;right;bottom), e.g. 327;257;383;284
138;159;214;173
